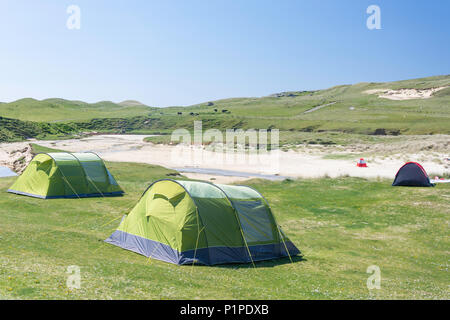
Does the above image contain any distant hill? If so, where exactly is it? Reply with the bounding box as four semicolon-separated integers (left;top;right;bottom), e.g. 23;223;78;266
0;75;449;138
118;100;148;107
171;74;450;135
0;98;154;122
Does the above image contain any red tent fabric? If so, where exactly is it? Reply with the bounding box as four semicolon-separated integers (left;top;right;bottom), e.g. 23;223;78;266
357;158;367;167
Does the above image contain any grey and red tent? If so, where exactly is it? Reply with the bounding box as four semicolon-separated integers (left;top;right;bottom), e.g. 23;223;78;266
392;162;435;187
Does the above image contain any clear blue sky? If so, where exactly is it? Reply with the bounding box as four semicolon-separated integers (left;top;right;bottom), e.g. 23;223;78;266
0;0;449;107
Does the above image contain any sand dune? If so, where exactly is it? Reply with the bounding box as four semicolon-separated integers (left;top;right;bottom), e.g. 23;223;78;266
364;86;448;100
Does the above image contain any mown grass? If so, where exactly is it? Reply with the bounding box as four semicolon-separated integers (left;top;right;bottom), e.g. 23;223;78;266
0;163;448;300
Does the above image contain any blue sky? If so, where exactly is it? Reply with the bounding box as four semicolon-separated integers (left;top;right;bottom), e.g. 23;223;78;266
0;0;449;107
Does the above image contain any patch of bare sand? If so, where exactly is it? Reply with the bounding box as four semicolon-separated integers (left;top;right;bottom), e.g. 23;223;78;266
343;135;450;155
180;172;252;184
1;135;448;182
365;86;448;100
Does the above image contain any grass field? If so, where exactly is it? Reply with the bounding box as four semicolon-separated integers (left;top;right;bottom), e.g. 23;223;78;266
0;98;153;122
0;162;448;300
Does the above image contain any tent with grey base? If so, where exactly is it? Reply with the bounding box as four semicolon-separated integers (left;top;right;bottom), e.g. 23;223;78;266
106;179;300;265
7;152;124;199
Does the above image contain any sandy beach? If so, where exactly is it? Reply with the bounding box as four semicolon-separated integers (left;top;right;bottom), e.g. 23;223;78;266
1;134;448;183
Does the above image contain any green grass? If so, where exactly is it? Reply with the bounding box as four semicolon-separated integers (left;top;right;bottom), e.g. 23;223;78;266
144;135;173;144
0;163;448;299
30;143;66;155
1;75;449;141
0;98;154;122
0;117;80;142
141;74;450;135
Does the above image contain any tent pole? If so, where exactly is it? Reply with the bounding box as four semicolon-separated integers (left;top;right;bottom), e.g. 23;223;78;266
206;183;257;268
191;225;205;269
71;153;106;198
277;225;294;264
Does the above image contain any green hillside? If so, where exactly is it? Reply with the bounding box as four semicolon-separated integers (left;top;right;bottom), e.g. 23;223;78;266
0;116;78;142
118;100;147;107
0;98;154;122
1;75;449;141
160;75;450;135
85;74;450;136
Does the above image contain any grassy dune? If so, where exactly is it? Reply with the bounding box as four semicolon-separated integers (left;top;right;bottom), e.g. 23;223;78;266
165;75;450;135
0;117;80;142
0;98;153;122
0;162;448;299
1;76;449;142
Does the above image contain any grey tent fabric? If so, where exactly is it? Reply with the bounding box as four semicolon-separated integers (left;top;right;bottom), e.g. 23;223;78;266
392;162;434;187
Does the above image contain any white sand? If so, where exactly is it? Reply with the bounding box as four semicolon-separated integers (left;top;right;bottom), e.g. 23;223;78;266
364;86;448;100
2;134;447;183
179;173;252;184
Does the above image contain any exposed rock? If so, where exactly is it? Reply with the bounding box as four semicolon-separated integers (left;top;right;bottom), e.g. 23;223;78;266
0;143;33;174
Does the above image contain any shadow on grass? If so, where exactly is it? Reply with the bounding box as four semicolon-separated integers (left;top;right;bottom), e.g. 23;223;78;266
214;255;306;270
114;246;307;269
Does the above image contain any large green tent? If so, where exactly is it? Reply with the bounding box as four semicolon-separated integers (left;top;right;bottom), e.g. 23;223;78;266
7;152;124;199
105;179;300;265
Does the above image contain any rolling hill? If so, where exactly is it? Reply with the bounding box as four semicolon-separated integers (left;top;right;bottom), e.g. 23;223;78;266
0;75;449;142
0;98;154;122
163;74;450;135
118;100;148;107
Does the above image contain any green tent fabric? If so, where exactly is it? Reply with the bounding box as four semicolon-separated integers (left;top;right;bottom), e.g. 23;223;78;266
105;179;300;265
7;152;124;199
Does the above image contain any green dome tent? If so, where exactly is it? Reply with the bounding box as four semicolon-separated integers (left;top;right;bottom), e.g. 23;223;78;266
105;179;300;265
7;152;124;199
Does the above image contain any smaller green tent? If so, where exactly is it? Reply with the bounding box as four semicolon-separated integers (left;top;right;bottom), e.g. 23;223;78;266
106;179;300;265
8;152;124;199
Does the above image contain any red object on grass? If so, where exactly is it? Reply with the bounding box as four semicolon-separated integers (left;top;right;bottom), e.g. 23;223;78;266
357;158;368;167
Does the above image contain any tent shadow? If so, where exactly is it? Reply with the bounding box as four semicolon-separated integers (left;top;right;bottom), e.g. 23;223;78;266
212;254;306;269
